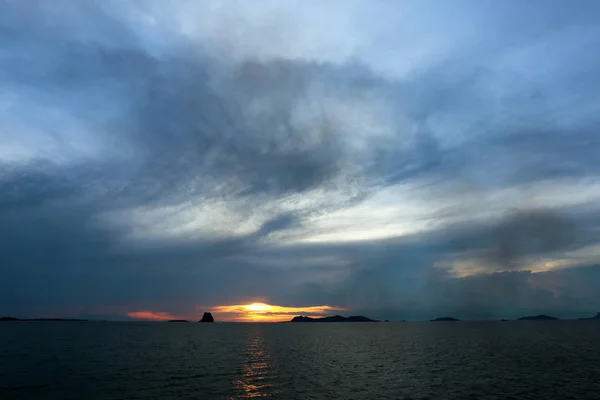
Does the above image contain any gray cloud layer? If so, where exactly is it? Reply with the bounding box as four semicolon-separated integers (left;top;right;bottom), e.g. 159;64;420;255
2;0;600;320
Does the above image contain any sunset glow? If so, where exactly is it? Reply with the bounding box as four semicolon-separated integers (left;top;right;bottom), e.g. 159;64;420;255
127;311;180;321
211;303;346;322
245;303;270;312
125;304;345;322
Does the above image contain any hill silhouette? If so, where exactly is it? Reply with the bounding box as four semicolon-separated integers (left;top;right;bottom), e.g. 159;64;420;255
517;315;559;320
0;317;88;322
430;317;460;322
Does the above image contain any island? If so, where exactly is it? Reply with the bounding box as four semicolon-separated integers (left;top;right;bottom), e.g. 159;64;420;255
0;317;88;322
517;315;559;320
168;319;189;322
31;318;88;321
578;312;600;320
430;317;460;322
199;312;215;323
290;315;378;322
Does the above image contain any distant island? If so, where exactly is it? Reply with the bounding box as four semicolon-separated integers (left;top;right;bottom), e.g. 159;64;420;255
3;312;598;323
0;317;88;322
199;312;214;323
290;315;378;322
517;315;559;321
578;312;600;320
430;317;460;322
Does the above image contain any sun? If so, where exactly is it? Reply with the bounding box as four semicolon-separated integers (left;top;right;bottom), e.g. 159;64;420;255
211;303;347;322
244;303;271;312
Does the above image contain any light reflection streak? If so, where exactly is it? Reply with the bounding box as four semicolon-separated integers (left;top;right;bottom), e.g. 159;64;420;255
233;326;280;398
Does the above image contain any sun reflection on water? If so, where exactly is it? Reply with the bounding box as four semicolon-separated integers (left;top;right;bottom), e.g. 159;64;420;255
233;327;280;399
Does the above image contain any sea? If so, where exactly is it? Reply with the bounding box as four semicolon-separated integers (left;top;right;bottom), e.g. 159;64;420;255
1;321;599;400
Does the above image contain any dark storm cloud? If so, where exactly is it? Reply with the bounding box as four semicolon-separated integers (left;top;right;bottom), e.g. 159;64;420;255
270;205;600;320
1;1;374;316
485;209;578;269
2;0;600;319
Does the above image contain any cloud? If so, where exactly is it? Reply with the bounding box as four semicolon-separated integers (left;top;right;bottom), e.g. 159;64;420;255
1;0;600;320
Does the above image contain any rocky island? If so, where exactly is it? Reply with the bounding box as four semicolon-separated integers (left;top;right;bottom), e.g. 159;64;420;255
517;315;559;320
290;315;378;322
199;312;214;322
168;319;189;322
430;317;460;322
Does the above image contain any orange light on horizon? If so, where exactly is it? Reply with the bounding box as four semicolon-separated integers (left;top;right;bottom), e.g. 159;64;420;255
211;303;347;322
127;311;183;321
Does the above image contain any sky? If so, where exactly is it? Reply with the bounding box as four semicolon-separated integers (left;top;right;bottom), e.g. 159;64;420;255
2;0;600;321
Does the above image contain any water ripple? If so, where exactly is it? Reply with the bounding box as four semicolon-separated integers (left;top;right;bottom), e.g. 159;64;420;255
0;321;599;399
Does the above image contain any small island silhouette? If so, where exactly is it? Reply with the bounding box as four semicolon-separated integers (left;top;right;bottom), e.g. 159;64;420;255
199;312;214;322
517;315;559;320
168;319;189;322
578;312;600;320
290;315;377;322
430;317;460;322
0;317;88;322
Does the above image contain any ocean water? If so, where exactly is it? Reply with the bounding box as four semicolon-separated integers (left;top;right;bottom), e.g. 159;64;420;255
1;321;600;399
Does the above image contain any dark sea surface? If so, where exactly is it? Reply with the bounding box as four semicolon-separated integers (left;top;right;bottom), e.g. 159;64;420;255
1;321;600;400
